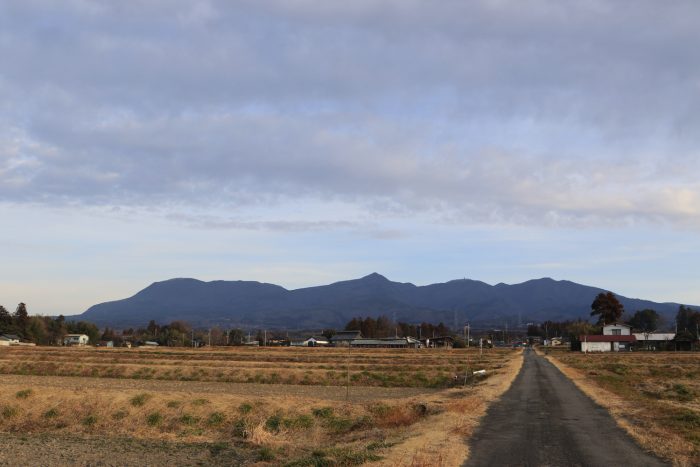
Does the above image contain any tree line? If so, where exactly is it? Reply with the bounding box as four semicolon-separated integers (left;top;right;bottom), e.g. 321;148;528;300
343;315;451;339
0;303;100;345
526;293;700;341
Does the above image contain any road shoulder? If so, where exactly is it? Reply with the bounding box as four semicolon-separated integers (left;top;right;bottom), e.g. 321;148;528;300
376;349;525;466
545;353;686;466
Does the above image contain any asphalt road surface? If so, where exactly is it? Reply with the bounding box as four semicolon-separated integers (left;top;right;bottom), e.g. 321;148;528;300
464;349;668;467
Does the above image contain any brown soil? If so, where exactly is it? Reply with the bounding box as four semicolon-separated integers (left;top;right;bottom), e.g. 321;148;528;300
0;433;254;466
0;374;435;402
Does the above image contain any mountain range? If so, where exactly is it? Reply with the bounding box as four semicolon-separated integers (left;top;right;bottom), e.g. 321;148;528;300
78;273;688;330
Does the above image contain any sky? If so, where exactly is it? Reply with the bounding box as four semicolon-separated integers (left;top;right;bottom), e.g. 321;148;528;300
1;0;700;316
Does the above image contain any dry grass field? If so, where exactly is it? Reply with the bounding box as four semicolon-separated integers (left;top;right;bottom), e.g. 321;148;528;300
0;346;522;466
547;351;700;466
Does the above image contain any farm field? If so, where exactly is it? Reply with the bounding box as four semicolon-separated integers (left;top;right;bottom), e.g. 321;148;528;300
0;346;522;466
0;346;504;388
547;351;700;466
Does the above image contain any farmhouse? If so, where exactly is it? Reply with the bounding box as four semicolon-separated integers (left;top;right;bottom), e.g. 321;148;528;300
291;336;330;347
422;336;454;348
544;337;563;346
603;323;632;336
580;335;636;352
330;330;363;347
578;323;637;352
63;334;89;346
350;336;420;348
0;334;21;346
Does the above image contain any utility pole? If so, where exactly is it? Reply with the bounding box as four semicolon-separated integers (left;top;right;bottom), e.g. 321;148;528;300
346;346;350;401
208;329;211;347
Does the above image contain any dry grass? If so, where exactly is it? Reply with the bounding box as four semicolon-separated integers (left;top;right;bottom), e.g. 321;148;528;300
376;348;524;466
0;346;521;466
546;351;700;467
0;346;512;389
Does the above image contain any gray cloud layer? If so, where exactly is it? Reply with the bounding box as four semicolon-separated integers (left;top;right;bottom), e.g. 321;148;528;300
1;1;699;228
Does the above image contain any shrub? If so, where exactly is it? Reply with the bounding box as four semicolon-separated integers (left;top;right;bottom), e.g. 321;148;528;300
233;419;252;439
283;414;314;430
265;414;282;432
672;384;694;401
112;410;128;420
130;393;151;407
192;398;209;406
312;407;333;419
208;442;228;456
180;414;199;426
258;447;275;462
207;412;225;426
2;406;18;419
44;408;59;419
15;389;33;399
675;410;700;428
166;401;181;409
146;412;163;427
238;403;253;414
83;415;97;426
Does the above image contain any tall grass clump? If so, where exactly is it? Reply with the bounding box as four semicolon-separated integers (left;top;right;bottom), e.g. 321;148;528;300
146;412;163;427
130;393;152;407
15;389;33;399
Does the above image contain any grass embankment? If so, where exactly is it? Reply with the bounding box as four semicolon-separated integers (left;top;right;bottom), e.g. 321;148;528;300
0;346;522;466
547;352;700;467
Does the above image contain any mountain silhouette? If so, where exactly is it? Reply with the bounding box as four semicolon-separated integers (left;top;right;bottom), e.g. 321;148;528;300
79;273;687;329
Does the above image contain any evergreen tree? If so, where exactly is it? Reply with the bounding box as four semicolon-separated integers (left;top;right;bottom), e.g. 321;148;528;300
14;303;29;337
0;305;11;332
628;309;660;333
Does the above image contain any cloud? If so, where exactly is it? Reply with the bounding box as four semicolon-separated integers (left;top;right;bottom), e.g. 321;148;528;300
1;1;700;230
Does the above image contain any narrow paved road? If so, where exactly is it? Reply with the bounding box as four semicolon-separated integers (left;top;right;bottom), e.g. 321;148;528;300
464;349;667;467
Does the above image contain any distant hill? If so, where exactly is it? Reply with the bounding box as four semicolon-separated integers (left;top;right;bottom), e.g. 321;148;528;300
78;273;688;330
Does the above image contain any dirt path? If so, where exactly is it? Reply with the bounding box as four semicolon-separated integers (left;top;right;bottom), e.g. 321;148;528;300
463;348;668;467
0;374;436;402
0;433;253;466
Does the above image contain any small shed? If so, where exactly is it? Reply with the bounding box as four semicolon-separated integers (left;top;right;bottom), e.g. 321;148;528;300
632;333;675;350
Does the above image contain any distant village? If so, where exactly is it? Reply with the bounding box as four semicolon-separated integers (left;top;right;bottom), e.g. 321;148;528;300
1;294;699;352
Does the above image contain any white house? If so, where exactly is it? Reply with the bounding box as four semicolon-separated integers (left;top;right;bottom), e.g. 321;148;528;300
63;334;89;346
291;336;330;347
0;334;21;346
603;323;631;336
580;334;636;352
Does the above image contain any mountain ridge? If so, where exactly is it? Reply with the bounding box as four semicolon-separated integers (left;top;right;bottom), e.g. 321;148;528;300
78;274;690;329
